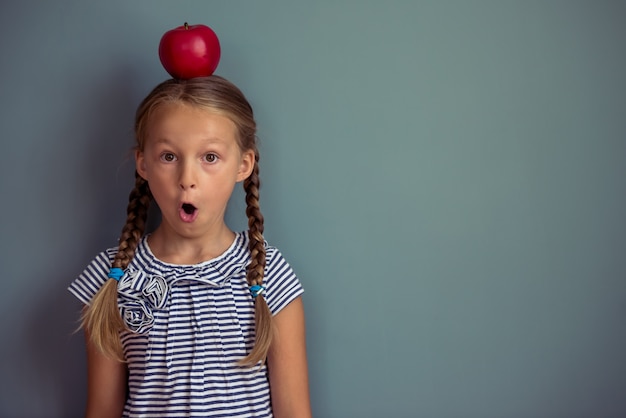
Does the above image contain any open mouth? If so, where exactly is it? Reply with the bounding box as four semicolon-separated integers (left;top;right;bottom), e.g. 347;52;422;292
182;203;196;215
179;203;198;222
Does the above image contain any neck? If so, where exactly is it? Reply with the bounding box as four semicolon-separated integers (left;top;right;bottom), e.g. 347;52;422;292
147;225;236;265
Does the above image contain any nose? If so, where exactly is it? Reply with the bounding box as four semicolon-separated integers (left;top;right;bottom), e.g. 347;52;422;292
178;161;197;190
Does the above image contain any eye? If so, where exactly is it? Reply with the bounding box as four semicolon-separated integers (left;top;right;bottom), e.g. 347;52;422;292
160;152;177;162
203;153;218;163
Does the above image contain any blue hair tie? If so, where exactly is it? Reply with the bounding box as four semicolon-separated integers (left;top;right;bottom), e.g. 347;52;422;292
108;268;124;281
249;285;265;298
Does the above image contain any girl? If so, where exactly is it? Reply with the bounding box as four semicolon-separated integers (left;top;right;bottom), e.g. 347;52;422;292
69;76;312;418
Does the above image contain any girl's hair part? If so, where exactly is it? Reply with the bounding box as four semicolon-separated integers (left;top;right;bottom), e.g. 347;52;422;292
82;76;274;365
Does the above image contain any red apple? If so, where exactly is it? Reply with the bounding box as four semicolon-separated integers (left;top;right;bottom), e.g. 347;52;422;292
158;22;221;79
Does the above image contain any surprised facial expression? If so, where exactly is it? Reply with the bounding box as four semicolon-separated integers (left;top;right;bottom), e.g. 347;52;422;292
135;103;254;240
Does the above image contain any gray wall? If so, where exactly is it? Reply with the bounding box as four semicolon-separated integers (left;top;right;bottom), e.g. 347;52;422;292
1;1;625;417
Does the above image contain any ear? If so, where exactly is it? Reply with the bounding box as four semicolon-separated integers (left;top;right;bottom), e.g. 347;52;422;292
236;149;255;182
135;149;148;180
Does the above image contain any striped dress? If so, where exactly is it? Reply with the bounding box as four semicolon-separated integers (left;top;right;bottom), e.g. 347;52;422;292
68;231;304;417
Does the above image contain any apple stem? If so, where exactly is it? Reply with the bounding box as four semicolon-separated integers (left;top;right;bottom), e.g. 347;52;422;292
184;22;189;30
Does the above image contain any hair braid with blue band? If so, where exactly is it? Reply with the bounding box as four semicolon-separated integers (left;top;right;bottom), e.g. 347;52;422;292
249;285;265;298
108;267;124;281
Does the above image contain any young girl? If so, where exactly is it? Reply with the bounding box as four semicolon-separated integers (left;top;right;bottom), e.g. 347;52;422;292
69;76;312;418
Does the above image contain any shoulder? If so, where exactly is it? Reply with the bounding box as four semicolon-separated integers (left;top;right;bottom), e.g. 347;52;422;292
239;230;292;266
258;240;305;316
67;236;152;305
264;245;294;278
68;246;118;305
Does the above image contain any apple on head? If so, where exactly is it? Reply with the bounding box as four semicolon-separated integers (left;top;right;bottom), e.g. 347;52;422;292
158;22;221;79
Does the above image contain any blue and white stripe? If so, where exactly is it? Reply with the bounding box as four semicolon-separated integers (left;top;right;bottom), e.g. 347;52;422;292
68;231;304;417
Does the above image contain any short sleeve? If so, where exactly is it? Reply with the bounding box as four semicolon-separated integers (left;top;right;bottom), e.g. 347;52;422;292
68;248;117;305
262;247;304;315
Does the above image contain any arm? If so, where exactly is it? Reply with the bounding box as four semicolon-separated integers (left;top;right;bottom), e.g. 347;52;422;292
84;329;128;418
267;296;312;418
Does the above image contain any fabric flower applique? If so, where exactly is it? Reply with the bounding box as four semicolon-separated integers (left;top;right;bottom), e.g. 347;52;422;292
116;269;169;334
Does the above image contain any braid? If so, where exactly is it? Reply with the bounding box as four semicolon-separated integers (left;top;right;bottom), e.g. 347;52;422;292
81;172;152;361
239;155;274;366
112;173;152;269
245;156;265;286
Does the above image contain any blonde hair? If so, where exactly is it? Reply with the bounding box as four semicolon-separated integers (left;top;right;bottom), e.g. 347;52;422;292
82;76;272;366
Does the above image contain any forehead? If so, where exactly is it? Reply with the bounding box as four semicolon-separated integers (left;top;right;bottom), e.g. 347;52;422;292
146;102;239;144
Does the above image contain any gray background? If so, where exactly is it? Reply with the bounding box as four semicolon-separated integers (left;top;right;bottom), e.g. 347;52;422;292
0;1;625;417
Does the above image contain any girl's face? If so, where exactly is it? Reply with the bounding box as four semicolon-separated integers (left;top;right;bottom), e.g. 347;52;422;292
136;102;254;241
